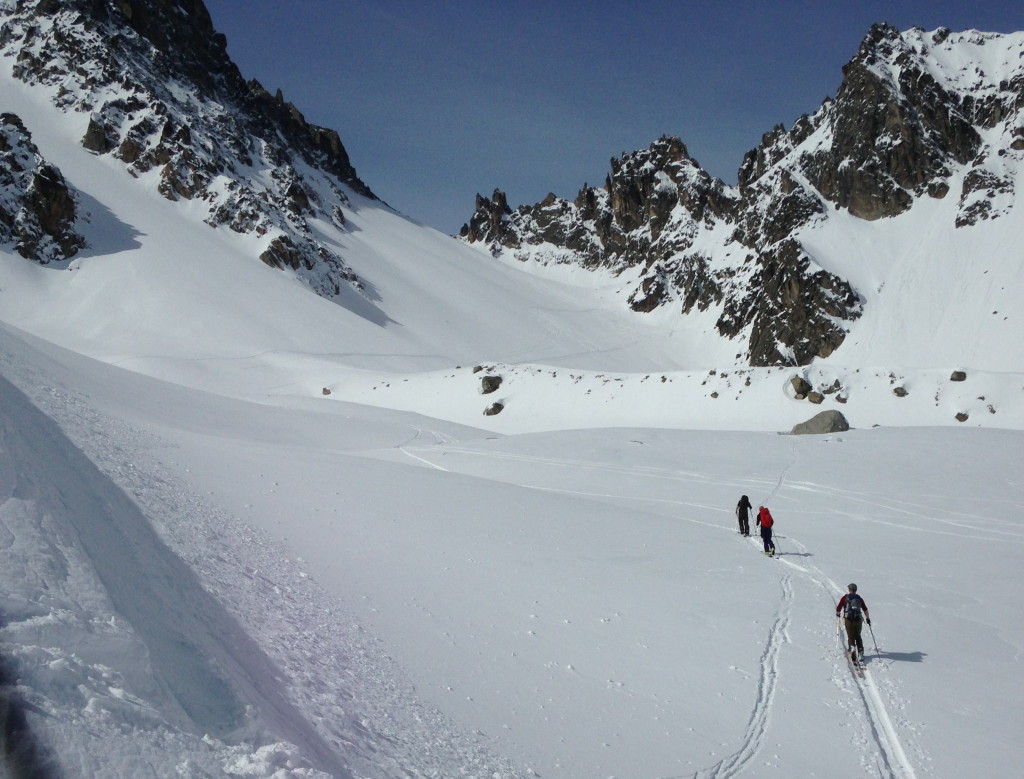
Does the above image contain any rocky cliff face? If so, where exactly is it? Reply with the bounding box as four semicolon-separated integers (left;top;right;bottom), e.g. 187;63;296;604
0;112;84;263
461;24;1024;366
0;0;374;295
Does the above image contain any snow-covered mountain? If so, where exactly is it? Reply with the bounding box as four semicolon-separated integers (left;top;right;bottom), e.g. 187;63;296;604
1;0;374;294
461;24;1024;369
1;2;1023;777
1;3;1021;431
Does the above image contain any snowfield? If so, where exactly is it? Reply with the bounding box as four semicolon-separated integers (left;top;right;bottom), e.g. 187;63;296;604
2;38;1024;779
3;327;1021;778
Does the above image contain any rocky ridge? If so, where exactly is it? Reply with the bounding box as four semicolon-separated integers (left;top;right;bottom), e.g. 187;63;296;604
0;0;375;295
461;24;1024;366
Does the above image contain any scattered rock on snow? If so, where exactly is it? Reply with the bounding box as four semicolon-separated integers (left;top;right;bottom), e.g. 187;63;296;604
790;376;812;399
790;409;850;435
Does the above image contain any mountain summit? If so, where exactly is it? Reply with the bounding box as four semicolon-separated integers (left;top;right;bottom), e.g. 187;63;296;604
461;24;1024;367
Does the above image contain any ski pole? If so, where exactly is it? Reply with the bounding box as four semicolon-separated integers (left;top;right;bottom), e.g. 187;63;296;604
868;620;880;658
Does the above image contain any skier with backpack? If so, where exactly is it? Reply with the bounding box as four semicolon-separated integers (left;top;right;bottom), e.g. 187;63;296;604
756;505;776;556
836;583;871;662
735;495;753;536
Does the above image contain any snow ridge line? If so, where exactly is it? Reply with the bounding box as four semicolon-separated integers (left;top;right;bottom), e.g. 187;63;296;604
690;574;794;779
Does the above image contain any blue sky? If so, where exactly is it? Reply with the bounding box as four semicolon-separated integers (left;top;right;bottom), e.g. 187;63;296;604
205;1;1024;235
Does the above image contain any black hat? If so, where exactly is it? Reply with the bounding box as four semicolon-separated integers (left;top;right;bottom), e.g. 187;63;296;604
848;583;857;592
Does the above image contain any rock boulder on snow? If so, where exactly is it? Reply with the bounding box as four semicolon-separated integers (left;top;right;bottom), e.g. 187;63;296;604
480;375;502;394
790;409;850;435
790;376;813;399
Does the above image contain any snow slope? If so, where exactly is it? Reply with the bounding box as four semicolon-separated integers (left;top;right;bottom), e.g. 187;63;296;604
2;322;1022;778
1;40;1023;779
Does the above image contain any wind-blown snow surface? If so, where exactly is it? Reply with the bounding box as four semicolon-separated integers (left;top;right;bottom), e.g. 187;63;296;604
2;63;1024;778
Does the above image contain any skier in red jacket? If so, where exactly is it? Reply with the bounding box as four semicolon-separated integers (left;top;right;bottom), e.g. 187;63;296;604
836;583;871;661
756;506;776;556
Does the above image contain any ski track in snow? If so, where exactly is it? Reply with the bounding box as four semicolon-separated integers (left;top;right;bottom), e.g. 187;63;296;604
782;538;920;779
685;574;793;779
755;439;920;779
399;427;456;470
786;479;1024;543
405;441;925;779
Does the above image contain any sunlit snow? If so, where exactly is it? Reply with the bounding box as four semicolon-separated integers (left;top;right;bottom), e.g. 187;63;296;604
2;34;1023;779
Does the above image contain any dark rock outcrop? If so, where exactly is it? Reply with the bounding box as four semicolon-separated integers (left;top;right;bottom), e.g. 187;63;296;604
0;113;85;263
798;25;980;221
461;136;861;367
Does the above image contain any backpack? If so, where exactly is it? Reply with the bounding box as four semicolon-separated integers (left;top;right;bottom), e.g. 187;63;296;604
759;508;773;528
844;594;863;620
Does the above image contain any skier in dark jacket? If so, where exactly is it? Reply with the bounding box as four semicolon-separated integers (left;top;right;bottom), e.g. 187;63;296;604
735;495;752;536
756;506;776;556
836;583;871;661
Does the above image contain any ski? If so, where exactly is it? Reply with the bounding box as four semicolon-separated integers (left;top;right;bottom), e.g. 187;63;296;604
846;649;865;678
